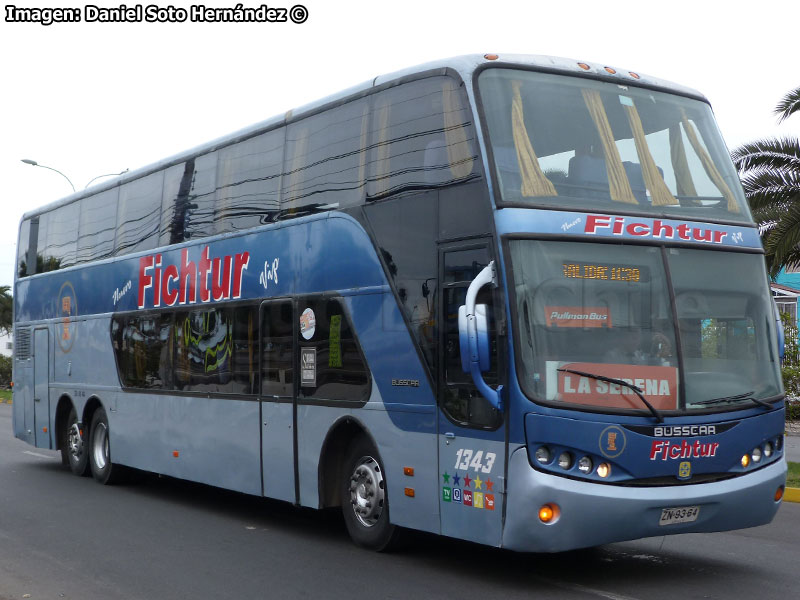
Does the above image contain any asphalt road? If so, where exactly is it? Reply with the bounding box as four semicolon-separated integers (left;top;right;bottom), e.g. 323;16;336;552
1;401;798;600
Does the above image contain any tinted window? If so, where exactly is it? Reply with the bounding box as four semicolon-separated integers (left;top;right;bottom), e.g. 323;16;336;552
368;76;478;199
170;153;218;241
77;187;118;262
217;130;284;233
115;172;163;255
112;312;173;389
16;219;30;278
282;98;369;216
174;305;258;394
297;297;369;402
38;202;79;272
261;300;294;397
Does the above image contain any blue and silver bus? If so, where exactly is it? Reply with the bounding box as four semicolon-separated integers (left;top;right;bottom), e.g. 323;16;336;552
13;54;786;552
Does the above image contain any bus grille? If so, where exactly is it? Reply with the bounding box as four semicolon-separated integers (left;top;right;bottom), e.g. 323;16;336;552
14;328;31;360
619;472;738;487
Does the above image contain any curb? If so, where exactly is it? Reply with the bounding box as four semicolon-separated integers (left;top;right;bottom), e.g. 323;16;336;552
1;399;11;405
786;487;800;503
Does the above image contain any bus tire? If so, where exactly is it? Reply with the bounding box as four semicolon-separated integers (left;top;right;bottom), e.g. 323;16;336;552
88;407;124;485
340;437;400;551
62;407;90;477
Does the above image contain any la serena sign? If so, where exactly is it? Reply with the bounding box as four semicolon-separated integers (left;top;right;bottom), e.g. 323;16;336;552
138;246;250;309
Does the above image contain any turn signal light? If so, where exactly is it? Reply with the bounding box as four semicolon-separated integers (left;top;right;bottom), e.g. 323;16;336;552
539;504;555;523
741;454;750;468
775;486;785;502
404;487;415;497
403;467;414;476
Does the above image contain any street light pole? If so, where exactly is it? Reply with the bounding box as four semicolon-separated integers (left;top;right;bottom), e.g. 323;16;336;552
20;159;76;192
85;169;129;188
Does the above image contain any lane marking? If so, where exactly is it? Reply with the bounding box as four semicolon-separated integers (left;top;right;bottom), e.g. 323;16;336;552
23;450;56;460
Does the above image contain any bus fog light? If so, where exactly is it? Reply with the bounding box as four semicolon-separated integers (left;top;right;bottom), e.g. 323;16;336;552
596;463;611;478
538;503;559;523
764;442;773;458
577;456;593;474
535;446;551;465
741;454;750;468
751;447;762;463
557;452;573;470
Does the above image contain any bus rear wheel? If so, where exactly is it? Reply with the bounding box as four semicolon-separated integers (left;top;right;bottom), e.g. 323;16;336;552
62;407;90;476
340;437;400;551
89;407;124;485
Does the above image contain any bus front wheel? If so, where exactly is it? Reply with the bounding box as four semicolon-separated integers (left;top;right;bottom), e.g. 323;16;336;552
340;437;400;551
62;407;90;477
88;407;123;485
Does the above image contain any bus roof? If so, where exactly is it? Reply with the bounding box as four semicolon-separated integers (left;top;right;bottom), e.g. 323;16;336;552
22;53;706;220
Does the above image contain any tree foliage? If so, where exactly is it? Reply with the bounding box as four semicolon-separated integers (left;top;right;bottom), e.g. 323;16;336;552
0;286;11;336
731;87;800;277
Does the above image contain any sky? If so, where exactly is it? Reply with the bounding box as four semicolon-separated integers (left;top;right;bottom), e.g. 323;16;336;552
1;0;799;290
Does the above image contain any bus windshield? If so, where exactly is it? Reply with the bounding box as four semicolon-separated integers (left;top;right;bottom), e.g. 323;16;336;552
509;240;783;414
478;68;752;223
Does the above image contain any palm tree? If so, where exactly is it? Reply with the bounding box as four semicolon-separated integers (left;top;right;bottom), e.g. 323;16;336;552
0;286;11;336
731;87;800;277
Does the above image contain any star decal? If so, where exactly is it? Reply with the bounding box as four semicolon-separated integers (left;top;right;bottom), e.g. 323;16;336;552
442;471;450;483
474;475;483;490
463;474;472;488
452;473;461;486
486;478;494;491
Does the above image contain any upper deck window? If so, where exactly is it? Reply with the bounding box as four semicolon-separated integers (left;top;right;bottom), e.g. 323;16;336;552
478;68;752;223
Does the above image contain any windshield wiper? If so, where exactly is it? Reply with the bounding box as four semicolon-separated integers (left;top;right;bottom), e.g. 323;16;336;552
557;367;664;423
694;390;772;409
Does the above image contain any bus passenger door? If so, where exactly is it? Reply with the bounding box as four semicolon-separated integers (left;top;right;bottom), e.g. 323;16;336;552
260;300;297;504
437;244;505;546
33;328;51;449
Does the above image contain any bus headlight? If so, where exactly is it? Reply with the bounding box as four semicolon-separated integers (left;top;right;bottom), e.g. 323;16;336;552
577;456;594;474
596;463;611;478
764;442;773;458
535;446;552;465
751;447;762;463
557;452;573;470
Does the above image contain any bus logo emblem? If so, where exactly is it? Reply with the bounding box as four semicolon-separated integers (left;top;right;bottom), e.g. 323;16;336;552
599;425;626;459
678;461;692;480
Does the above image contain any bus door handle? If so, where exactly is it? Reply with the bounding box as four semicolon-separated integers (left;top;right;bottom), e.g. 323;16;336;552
444;432;455;444
34;397;40;402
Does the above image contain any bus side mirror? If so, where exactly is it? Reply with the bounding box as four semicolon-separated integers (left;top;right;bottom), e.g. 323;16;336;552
457;261;503;412
459;304;490;372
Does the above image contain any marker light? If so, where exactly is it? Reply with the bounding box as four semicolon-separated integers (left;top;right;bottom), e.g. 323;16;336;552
628;72;641;79
535;446;552;465
604;67;617;74
751;447;763;463
577;456;594;474
764;442;773;458
741;454;751;468
557;452;573;470
539;504;557;523
597;463;611;478
577;62;591;70
484;53;499;61
776;486;785;502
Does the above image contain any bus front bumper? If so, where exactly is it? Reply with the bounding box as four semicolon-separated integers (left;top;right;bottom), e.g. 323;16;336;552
501;447;786;553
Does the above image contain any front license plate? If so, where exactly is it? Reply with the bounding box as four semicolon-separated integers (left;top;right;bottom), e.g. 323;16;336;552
659;505;700;526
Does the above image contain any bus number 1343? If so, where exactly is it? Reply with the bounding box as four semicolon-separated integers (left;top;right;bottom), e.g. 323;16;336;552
454;449;497;473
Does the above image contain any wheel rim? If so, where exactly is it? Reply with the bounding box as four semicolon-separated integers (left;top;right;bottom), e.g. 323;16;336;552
68;422;83;463
92;422;108;471
348;456;385;528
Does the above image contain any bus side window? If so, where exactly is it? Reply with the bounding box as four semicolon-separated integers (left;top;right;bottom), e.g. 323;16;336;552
261;301;294;398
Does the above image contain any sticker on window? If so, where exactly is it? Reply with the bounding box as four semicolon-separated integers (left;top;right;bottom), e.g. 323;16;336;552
301;347;316;387
300;308;316;340
545;306;611;328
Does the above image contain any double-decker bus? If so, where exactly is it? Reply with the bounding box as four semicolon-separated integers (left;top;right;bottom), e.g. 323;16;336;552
12;54;786;552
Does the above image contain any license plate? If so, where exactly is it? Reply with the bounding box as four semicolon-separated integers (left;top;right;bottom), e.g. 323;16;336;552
659;505;700;526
